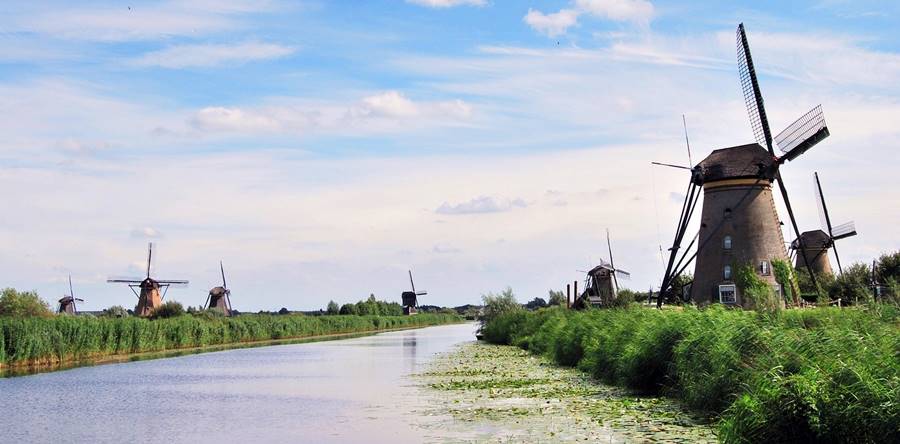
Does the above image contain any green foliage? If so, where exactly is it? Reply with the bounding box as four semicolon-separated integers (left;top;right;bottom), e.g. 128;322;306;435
0;313;462;368
481;305;899;443
101;306;129;318
829;263;872;305
876;251;900;283
613;288;637;307
525;297;547;310
326;300;340;315
547;289;566;306
148;301;184;319
0;288;52;317
480;287;521;326
771;259;799;305
734;263;780;312
339;303;358;315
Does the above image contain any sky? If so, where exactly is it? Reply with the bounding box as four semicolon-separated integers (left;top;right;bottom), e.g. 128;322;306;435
1;0;898;312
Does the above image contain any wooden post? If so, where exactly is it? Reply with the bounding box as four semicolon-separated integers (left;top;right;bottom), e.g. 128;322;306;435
574;280;578;307
566;284;571;309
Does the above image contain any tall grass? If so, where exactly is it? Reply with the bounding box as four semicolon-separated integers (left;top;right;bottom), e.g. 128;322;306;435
482;305;899;443
0;313;461;367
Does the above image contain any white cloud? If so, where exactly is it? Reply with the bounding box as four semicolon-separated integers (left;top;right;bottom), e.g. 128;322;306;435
360;91;420;118
131;227;162;239
436;196;528;215
523;9;580;37
406;0;485;8
575;0;654;25
132;42;296;68
191;107;282;132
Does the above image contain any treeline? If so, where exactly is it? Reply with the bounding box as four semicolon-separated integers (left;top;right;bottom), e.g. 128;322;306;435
481;305;899;443
0;312;461;368
323;294;405;316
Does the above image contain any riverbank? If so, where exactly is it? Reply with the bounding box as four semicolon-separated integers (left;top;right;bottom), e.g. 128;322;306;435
417;341;716;442
481;305;899;443
0;313;461;375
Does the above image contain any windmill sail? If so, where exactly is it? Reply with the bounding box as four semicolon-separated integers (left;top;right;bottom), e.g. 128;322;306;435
737;23;773;151
775;105;830;162
831;221;857;240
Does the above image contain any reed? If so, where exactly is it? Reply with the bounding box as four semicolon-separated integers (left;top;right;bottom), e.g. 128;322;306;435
482;305;899;443
0;313;461;368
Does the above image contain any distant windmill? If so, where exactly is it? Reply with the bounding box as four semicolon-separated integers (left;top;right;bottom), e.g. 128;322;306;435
108;243;188;317
790;172;857;276
577;229;630;308
401;270;427;315
203;261;233;316
654;23;831;308
57;275;84;315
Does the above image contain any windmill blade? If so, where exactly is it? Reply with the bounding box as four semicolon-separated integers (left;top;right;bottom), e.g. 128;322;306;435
202;294;210;310
651;161;692;171
737;23;774;152
831;221;857;240
416;291;427;296
682;114;693;166
220;261;227;289
74;298;84;302
157;280;189;287
408;270;416;293
814;172;831;234
68;275;75;299
147;242;153;279
107;278;143;283
775;105;829;162
615;269;631;280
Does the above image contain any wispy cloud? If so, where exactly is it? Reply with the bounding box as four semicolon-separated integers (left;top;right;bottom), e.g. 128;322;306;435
132;42;296;68
436;196;528;215
525;0;656;37
524;9;580;37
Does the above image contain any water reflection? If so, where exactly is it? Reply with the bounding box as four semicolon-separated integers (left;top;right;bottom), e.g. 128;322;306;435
0;323;475;444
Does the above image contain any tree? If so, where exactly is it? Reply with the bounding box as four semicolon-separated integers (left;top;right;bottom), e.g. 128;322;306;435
339;303;358;315
876;251;900;283
278;307;290;315
525;297;547;310
547;289;566;306
481;287;521;325
101;305;129;318
326;300;340;315
148;301;184;319
0;288;52;317
828;263;871;305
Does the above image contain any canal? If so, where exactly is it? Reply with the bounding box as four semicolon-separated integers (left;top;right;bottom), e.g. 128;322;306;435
0;323;477;444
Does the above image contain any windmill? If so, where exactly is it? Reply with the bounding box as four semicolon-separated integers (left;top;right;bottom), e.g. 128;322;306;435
790;172;857;276
57;275;84;315
654;23;831;308
401;270;427;315
107;243;188;317
577;229;631;308
203;261;233;316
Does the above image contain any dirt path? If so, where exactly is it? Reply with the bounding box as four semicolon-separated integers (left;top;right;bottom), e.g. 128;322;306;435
415;342;717;443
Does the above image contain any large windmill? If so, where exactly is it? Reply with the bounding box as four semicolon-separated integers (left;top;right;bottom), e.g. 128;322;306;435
654;23;831;308
790;172;857;276
577;229;631;308
401;270;427;315
57;275;84;315
203;261;233;316
108;243;189;316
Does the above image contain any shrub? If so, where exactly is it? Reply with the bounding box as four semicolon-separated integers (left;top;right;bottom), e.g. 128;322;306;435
148;301;184;319
480;287;521;326
547;289;566;306
0;288;52;317
101;305;129;318
326;300;340;315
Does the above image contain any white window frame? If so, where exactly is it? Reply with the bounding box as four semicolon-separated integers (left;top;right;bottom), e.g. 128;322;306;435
759;261;770;276
723;235;732;250
723;265;732;280
719;284;737;304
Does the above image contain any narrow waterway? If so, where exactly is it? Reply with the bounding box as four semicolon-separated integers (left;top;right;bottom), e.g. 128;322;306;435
0;323;477;444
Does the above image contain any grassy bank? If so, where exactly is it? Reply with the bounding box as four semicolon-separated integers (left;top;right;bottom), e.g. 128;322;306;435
0;313;461;369
482;305;899;443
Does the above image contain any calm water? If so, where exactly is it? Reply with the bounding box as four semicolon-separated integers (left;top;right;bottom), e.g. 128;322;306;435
0;323;477;444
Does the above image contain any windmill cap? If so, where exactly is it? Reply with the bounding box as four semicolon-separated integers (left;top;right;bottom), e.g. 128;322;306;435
696;143;775;183
209;286;228;296
792;229;831;249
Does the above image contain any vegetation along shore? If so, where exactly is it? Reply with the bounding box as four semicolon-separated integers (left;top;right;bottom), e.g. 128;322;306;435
481;304;899;443
0;311;461;372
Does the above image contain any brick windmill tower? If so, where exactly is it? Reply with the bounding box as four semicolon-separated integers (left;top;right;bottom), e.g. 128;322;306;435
57;275;84;315
655;24;831;307
108;243;189;316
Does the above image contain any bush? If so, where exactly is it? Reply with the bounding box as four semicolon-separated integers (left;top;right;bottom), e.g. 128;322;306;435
547;289;566;306
101;305;129;318
480;287;521;326
148;301;184;319
326;300;340;315
0;288;52;317
481;305;899;443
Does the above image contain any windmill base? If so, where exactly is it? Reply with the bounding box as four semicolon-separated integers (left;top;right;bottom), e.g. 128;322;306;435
403;306;417;315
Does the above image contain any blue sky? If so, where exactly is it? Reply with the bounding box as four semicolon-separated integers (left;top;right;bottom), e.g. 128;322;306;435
1;0;898;311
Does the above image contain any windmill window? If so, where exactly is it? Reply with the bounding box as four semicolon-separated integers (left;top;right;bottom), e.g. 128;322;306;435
724;208;733;218
723;265;732;280
719;284;737;304
723;236;732;250
759;261;770;276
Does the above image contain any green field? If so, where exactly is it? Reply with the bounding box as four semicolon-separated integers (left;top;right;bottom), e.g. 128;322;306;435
0;313;461;369
481;305;899;443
